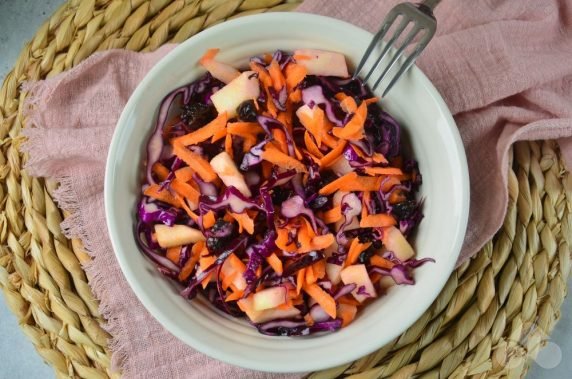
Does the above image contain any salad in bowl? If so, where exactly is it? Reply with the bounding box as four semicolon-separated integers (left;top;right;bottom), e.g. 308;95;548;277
136;48;432;336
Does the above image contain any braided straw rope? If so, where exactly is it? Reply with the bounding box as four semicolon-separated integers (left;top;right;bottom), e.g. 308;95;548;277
0;1;570;378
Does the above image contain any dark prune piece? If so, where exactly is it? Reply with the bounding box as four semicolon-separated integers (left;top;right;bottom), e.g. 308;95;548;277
271;187;292;204
392;200;417;221
237;100;258;122
181;103;216;129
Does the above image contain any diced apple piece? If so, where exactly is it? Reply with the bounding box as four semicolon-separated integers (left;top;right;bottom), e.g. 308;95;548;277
199;48;240;84
253;287;287;311
294;49;349;78
382;226;415;261
340;264;377;303
326;263;343;285
154;224;205;248
330;156;353;176
238;296;300;323
211;71;260;118
210;152;251;197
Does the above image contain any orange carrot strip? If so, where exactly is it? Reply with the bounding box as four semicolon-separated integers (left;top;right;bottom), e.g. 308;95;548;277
305;266;316;285
345;238;372;267
304;313;315;327
319;140;347;168
261;144;307;173
268;59;286;91
152;162;170;181
285;63;307;91
272;129;289;155
174;166;195;182
173;141;217;182
166;246;181;264
179;241;204;281
361;191;371;220
293;54;311;61
360;214;397;228
332;102;367;140
296;268;306;295
174;193;199;222
221;271;237;290
363;167;404;176
174;112;227;146
227;122;264;138
199;48;219;64
381;176;401;192
225;290;245;302
211;127;227;143
338;295;361;306
200;255;216;289
202;210;216;229
372;152;389;164
389;190;407;204
319;172;381;195
144;185;181;208
171;178;200;206
304;132;324;158
335;93;358;113
276;227;296;252
230;212;254;235
303;283;337;319
297;106;324;146
250;62;272;88
312;260;326;279
311;234;335;251
338;303;358;327
266;253;283;276
370;255;394;270
225;134;234;160
322;206;342;224
289;88;302;103
364;97;379;105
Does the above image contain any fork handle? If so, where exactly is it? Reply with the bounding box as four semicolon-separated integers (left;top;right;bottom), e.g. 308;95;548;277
420;0;441;10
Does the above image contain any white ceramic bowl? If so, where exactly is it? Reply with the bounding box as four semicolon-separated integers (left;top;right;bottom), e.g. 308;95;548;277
105;13;469;373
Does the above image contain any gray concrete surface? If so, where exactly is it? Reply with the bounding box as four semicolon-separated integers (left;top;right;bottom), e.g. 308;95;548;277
0;0;570;378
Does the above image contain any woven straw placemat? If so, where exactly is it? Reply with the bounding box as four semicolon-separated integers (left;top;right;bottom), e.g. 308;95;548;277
0;1;570;378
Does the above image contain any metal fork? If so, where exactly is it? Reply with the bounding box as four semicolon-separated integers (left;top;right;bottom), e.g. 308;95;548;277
354;0;440;97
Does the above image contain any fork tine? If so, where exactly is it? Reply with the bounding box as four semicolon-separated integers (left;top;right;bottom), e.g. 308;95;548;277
362;17;412;83
381;47;423;97
372;26;421;91
353;11;400;79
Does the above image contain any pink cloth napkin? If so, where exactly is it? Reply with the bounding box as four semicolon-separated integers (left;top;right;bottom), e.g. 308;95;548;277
21;0;572;377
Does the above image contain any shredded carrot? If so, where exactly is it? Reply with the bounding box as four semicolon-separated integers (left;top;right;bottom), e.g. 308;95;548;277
370;255;394;270
337;295;361;306
171;178;200;206
322;205;342;224
360;214;397;228
276;227;296;252
200;255;216;289
225;290;244;302
221;271;238;290
319;140;347;168
199;48;219;65
363;167;404;176
166;246;181;264
364;97;379;105
143;185;181;208
335;92;358;113
332;101;367;140
361;191;371;220
289;88;302;103
266;253;283;275
293;54;311;61
389;190;407;204
319;172;381;195
268;59;285;91
372;152;389;164
173;112;227;147
337;303;358;327
305;265;316;285
202;211;216;229
304;313;315;327
230;212;254;235
303;283;337;319
152;162;170;181
227;122;264;138
174;166;195;182
381;176;402;192
225;133;234;159
304;132;324;158
345;238;372;267
272;129;289;155
261;144;308;173
173;141;217;182
285;63;307;91
178;241;204;281
296;268;306;295
312;260;326;279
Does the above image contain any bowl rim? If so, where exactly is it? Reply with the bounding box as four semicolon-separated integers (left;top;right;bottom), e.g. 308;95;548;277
105;12;470;372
